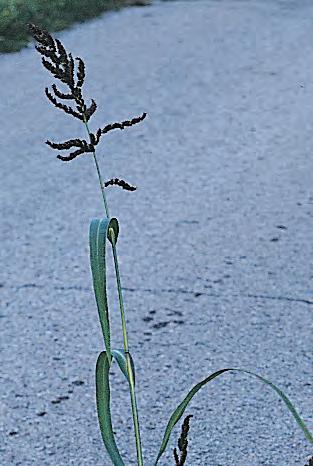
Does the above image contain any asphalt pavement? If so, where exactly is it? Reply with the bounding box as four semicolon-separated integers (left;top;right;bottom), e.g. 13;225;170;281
1;1;312;465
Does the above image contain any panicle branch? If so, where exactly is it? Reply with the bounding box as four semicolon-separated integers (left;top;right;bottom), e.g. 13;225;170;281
85;112;147;148
101;112;147;135
104;178;137;191
46;137;94;161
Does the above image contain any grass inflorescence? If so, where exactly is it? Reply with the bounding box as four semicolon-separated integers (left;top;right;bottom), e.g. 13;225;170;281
29;23;313;466
173;415;193;466
29;22;145;188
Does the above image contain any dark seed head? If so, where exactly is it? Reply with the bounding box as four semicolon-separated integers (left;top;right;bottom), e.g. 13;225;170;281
29;23;147;173
173;415;193;466
104;178;137;192
29;24;92;122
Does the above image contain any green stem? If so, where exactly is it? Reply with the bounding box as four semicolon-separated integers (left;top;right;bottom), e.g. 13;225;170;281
110;227;144;466
84;119;144;466
83;121;110;218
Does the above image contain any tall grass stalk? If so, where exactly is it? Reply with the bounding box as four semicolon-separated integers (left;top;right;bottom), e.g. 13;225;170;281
83;116;143;465
28;23;313;465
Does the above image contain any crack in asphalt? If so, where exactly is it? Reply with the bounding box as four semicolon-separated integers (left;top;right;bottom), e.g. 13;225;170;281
5;283;312;305
119;286;313;305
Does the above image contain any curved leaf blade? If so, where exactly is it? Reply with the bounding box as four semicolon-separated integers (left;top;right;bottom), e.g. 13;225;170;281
107;217;119;245
96;349;136;465
96;351;125;466
243;369;313;444
112;349;136;386
89;217;120;361
154;368;313;465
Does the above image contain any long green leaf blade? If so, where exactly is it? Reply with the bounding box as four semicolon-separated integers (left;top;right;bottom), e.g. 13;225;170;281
96;351;125;466
243;370;313;443
96;349;137;465
89;217;119;362
154;368;313;465
90;218;110;357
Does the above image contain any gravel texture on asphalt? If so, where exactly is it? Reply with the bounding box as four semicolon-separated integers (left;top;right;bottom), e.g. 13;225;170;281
1;1;313;465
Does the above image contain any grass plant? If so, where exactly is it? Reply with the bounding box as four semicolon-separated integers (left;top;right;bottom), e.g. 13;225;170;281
28;23;313;465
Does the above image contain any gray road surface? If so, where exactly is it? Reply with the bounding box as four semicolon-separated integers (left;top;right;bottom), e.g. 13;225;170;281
1;1;313;465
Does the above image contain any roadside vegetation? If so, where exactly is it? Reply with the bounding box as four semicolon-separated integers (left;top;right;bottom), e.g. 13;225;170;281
0;0;149;53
